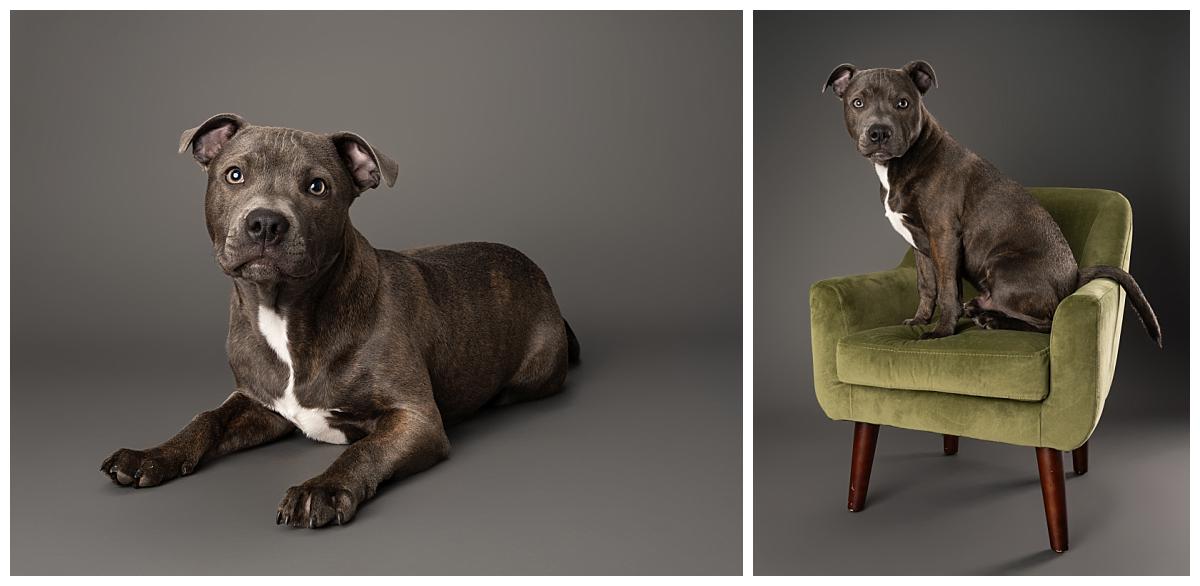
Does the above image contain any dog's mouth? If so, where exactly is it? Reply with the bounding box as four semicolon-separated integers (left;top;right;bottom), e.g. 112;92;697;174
857;144;902;164
220;247;318;283
233;256;284;282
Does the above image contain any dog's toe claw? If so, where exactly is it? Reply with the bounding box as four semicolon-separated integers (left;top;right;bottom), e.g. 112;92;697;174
102;448;180;489
278;483;356;529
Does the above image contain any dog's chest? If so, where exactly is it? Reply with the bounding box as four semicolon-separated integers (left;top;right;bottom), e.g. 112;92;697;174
875;163;916;249
255;306;348;444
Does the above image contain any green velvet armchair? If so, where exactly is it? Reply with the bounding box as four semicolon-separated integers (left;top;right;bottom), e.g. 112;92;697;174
809;187;1135;553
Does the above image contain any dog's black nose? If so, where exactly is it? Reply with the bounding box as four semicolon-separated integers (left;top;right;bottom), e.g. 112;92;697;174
245;208;290;245
867;124;893;145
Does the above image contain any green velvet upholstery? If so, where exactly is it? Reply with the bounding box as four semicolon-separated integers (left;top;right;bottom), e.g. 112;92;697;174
810;188;1132;450
836;322;1051;402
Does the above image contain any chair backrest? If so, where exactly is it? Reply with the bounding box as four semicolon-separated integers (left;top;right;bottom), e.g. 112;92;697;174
900;187;1133;271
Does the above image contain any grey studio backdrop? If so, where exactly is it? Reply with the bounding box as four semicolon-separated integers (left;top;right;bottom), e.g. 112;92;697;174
754;11;1188;575
11;12;742;575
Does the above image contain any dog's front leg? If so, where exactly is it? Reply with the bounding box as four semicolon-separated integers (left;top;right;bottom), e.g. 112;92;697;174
277;406;450;528
920;229;964;339
904;251;938;325
102;391;295;487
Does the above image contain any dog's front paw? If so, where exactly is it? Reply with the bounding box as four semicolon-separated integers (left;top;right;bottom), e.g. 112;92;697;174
101;448;191;488
902;316;930;326
919;328;953;340
277;481;359;529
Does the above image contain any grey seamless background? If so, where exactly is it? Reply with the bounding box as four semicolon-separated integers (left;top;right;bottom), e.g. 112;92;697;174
754;11;1189;575
12;12;742;575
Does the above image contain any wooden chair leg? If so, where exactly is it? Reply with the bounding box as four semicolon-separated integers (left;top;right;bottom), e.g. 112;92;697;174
943;434;959;456
1036;447;1069;553
1072;441;1089;476
848;422;880;512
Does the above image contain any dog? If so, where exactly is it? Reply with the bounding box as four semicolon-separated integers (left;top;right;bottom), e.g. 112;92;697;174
101;113;580;528
822;61;1162;345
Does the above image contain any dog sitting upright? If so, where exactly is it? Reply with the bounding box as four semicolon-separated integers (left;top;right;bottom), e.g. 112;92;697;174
101;113;580;528
822;61;1162;345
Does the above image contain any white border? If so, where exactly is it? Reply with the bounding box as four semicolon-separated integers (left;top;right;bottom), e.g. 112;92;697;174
4;5;1199;581
741;7;753;578
1189;8;1197;584
0;7;10;581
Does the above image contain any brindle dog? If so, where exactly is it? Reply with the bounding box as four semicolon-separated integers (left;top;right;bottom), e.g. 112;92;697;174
823;61;1161;346
102;114;580;528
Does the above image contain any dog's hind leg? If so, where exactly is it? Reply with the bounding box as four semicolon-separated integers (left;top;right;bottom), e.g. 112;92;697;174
962;294;990;319
491;319;570;407
971;309;1049;332
967;283;1054;333
965;257;1060;333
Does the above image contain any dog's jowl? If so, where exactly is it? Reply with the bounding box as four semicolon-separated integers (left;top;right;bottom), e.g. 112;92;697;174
101;114;581;528
823;62;1162;345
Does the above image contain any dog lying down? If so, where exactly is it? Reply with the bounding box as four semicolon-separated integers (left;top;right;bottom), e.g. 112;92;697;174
102;114;581;528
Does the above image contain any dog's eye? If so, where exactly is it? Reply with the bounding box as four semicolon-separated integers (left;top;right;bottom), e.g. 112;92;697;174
896;98;910;109
225;167;244;184
851;98;864;108
307;178;327;196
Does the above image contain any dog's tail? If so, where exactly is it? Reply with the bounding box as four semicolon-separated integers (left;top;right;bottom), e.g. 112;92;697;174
564;319;581;366
1078;266;1162;348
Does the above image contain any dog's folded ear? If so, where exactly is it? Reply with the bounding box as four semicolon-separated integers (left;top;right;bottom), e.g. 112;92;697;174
902;60;937;95
823;64;857;98
330;132;399;192
179;113;247;167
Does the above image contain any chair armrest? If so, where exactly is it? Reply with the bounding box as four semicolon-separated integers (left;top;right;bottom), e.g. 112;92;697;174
1041;278;1126;449
809;267;919;336
809;268;918;417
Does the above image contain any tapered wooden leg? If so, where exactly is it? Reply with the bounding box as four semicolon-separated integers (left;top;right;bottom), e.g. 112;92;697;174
1036;447;1069;553
1072;441;1089;476
848;422;880;512
943;434;959;455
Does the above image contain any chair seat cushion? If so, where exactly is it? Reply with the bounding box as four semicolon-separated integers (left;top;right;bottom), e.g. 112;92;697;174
835;323;1051;402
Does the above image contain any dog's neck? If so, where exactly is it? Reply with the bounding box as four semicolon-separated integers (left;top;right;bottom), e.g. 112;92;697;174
232;222;381;333
888;105;949;177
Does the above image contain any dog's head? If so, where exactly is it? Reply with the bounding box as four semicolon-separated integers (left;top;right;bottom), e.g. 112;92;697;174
179;114;398;285
822;61;937;163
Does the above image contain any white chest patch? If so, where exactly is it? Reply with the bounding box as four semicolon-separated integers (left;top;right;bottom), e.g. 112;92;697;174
256;306;347;444
876;163;916;249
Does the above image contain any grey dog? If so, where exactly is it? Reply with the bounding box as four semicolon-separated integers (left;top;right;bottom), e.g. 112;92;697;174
823;61;1161;345
102;114;580;528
